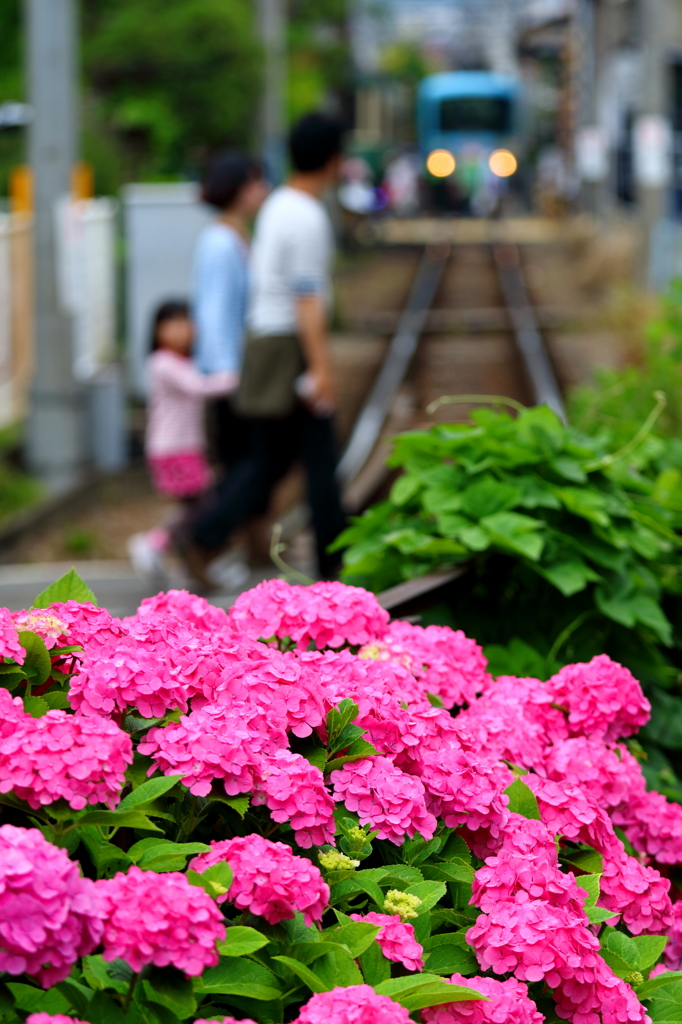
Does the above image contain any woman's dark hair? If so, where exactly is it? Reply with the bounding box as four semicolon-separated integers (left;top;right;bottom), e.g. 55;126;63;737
289;113;345;173
201;150;263;210
150;299;190;352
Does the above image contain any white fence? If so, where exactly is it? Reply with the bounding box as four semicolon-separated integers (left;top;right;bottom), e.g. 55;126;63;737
0;213;33;429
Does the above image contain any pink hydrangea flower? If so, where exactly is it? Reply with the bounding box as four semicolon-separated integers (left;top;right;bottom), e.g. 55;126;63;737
421;974;544;1024
229;578;389;650
133;589;231;635
356;698;461;773
612;788;682;866
599;849;672;936
0;607;25;663
26;1016;91;1024
360;620;489;709
349;912;423;970
552;958;650;1024
664;901;682;970
542;737;645;811
304;647;427;714
331;756;437;845
11;608;68;649
417;749;512;857
548;655;650;742
252;749;336;847
485;676;570;749
189;834;329;926
0;824;103;987
472;814;586;915
523;775;671;935
97;866;224;976
0;687;27;739
452;691;549;770
466;898;598;982
48;601;124;651
194;1020;258;1024
293;985;412;1024
138;703;278;798
211;648;328;738
68;641;189;718
0;710;132;810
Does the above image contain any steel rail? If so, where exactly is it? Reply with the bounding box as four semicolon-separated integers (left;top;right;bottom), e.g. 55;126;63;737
492;242;567;424
336;246;448;486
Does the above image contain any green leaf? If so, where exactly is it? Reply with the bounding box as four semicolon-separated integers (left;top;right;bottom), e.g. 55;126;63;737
359;938;392;985
440;834;472;864
144;966;196;1020
272;956;329;993
422;862;475;884
195;959;281;1000
78;830;132;878
578;874;602;909
423;933;479;976
540;559;601;597
312;946;364;990
550;456;588;483
375;975;486;1012
23;695;50;718
391;474;422;506
7;983;71;1015
82;955;129;995
217;926;270;958
75;810;163;832
127;839;210;873
633;935;668;970
600;948;638;979
563;850;603;874
118;774;182;809
187;860;233;899
459;477;521;519
602;928;641;969
404;880;447;915
43;690;71;710
325;738;379;773
32;568;97;607
480;511;545;561
17;631;52;686
637;971;682;998
323;921;381;958
503;779;541;820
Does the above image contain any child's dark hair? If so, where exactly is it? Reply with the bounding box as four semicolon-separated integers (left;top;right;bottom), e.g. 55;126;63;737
150;299;190;352
202;150;263;210
289;113;345;173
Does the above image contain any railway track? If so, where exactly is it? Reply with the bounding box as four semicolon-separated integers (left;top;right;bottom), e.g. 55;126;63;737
337;239;565;516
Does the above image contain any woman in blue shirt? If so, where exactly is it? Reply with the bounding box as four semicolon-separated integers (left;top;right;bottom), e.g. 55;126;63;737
193;152;268;469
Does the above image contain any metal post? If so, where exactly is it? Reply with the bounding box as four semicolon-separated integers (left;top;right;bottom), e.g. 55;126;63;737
25;0;85;492
257;0;287;186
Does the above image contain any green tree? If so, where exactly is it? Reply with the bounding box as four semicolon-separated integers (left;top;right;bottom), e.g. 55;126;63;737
82;0;263;186
0;0;25;197
288;0;351;122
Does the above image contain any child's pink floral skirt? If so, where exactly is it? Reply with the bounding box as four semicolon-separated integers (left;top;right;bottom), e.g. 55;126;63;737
147;451;212;498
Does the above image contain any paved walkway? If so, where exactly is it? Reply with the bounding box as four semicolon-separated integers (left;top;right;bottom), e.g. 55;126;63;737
0;560;281;617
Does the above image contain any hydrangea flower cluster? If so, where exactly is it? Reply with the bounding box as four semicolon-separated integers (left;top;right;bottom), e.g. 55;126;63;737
69;642;190;719
349;912;424;970
360;620;489;709
0;825;103;987
96;866;225;975
292;985;412;1024
331;755;437;844
229;578;390;650
421;974;544;1024
0;607;25;662
0;709;132;809
2;581;682;1024
190;834;329;926
26;1016;91;1024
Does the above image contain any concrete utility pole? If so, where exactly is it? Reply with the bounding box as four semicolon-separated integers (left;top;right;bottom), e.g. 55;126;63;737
258;0;287;186
637;0;671;280
25;0;84;491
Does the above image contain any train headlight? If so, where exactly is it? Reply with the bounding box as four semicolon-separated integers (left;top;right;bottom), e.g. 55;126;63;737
489;149;517;177
426;149;456;177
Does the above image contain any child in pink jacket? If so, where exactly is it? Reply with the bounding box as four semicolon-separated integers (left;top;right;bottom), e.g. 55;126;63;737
129;300;237;581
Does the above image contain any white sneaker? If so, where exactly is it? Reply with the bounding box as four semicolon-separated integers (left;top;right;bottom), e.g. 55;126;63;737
127;532;171;586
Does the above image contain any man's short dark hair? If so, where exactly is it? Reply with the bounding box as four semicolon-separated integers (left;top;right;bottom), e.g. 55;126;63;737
201;150;262;210
289;113;344;173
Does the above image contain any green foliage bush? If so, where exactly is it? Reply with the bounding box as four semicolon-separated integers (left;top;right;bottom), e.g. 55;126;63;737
334;405;682;794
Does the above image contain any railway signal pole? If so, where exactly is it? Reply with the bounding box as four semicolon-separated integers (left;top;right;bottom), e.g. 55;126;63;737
25;0;85;491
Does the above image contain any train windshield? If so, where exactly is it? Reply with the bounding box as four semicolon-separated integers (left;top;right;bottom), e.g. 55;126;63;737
439;96;512;133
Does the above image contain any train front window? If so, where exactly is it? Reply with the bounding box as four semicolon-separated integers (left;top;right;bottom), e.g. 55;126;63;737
439;96;512;133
